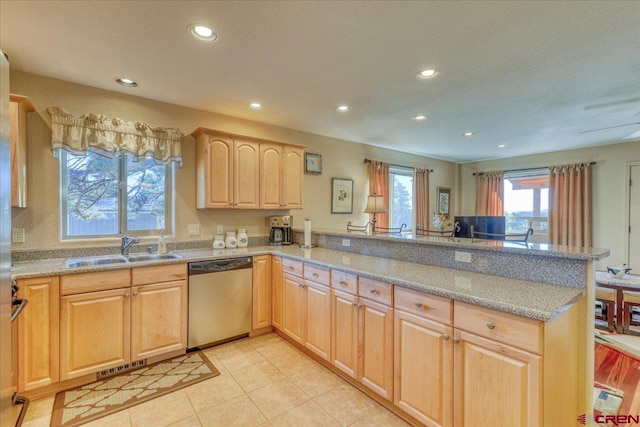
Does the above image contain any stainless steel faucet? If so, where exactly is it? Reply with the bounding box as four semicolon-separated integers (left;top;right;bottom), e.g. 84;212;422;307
120;235;139;256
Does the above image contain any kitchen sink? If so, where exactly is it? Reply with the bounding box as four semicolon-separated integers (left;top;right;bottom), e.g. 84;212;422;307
62;255;129;268
61;252;183;268
127;252;184;262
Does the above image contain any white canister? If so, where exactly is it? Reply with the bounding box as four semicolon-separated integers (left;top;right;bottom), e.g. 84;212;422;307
237;229;248;248
225;231;237;249
213;235;225;249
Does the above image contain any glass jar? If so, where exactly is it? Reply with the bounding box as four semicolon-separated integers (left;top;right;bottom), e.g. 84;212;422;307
237;229;248;248
225;231;237;249
213;235;225;249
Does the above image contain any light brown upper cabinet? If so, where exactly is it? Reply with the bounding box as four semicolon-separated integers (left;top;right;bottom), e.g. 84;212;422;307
193;128;304;210
10;94;34;208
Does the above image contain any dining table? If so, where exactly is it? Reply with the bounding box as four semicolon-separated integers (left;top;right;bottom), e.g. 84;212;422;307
596;271;640;333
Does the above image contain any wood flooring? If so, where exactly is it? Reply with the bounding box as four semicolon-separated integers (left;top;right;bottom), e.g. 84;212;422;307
594;342;640;420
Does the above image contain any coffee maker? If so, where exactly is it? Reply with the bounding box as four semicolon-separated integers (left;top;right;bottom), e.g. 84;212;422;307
269;215;292;245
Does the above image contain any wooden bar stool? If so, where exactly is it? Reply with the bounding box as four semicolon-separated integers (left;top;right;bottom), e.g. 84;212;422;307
595;287;616;332
622;290;640;335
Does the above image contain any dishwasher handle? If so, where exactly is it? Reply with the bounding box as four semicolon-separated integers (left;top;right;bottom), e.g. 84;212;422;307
189;257;253;275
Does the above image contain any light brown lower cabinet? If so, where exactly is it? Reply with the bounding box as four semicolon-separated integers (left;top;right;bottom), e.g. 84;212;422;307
282;272;305;344
271;256;283;330
303;279;331;360
60;288;131;380
252;255;272;330
16;276;60;392
359;296;394;400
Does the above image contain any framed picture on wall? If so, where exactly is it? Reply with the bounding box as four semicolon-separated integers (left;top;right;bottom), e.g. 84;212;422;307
305;152;322;174
331;178;353;214
437;187;451;216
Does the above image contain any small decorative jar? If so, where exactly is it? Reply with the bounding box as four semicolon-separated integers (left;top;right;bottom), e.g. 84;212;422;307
237;229;248;248
213;235;225;249
225;231;237;249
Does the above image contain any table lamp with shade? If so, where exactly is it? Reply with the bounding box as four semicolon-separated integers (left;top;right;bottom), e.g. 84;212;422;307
364;194;388;232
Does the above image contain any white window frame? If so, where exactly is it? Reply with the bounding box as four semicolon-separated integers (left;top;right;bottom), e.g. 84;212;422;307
59;151;174;240
504;168;549;241
388;166;414;232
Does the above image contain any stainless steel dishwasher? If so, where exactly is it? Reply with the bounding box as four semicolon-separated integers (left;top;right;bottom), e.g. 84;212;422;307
188;257;253;350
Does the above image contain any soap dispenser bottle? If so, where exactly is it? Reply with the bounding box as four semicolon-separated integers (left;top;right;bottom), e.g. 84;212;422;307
157;231;167;254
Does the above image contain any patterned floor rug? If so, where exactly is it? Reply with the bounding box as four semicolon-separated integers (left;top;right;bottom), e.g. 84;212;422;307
51;351;219;427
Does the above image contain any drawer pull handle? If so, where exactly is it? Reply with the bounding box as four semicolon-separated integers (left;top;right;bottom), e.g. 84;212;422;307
452;337;460;344
288;266;294;271
415;302;429;310
369;289;378;295
486;322;495;329
312;273;319;277
340;280;347;286
442;334;450;341
133;292;139;296
298;283;306;288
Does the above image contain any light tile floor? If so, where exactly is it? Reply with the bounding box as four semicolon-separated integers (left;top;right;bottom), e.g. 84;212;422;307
23;333;410;427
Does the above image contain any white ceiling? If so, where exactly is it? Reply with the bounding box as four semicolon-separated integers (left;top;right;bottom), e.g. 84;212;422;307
1;1;639;163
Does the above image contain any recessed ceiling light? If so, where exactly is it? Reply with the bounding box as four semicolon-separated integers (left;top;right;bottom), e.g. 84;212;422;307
497;144;507;148
249;102;262;110
417;69;438;80
412;115;427;121
336;105;351;112
188;24;218;42
463;132;474;137
116;78;138;87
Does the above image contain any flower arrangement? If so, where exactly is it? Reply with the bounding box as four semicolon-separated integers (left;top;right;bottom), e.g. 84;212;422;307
432;213;453;229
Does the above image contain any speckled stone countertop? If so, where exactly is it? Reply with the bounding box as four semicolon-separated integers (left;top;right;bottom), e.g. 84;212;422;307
595;271;640;287
300;228;610;261
12;245;584;322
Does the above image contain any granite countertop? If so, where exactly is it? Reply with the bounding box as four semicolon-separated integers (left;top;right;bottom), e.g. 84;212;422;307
303;227;610;261
12;245;584;322
595;271;640;287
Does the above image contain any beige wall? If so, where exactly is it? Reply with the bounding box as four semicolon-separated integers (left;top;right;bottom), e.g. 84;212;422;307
10;71;457;250
458;141;640;269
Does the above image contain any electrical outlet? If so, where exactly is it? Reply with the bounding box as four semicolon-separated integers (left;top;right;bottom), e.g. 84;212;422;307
187;224;201;236
12;228;25;243
216;224;224;234
342;239;351;247
455;251;472;263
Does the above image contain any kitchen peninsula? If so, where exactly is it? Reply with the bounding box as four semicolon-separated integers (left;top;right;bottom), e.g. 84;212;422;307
11;235;607;426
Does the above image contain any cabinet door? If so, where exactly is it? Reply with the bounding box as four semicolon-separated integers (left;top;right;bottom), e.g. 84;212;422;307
331;289;358;378
252;255;272;330
17;276;59;391
454;329;541;427
304;280;331;361
130;280;187;360
260;144;283;209
359;298;394;400
282;147;303;209
60;288;130;380
394;310;453;427
234;139;260;209
203;136;234;208
282;273;304;344
272;256;283;330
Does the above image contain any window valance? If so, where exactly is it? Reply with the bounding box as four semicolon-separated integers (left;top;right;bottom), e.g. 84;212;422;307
47;107;183;167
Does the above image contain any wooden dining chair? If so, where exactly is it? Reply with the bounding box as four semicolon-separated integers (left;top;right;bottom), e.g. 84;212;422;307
595;287;616;332
622;290;640;335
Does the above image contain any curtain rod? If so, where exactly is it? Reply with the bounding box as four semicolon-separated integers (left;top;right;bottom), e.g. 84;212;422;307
364;158;433;173
472;161;596;176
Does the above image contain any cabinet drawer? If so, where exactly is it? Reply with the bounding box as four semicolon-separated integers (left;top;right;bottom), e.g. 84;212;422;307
394;287;452;325
304;263;330;285
282;258;303;277
331;270;358;295
359;277;393;306
454;301;542;355
132;263;187;286
61;269;131;295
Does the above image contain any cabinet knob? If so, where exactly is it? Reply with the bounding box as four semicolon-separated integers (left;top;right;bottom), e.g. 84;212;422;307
369;289;378;295
288;266;294;271
452;337;460;344
339;280;347;286
486;322;496;330
415;302;428;310
125;293;130;298
312;273;319;277
254;259;258;263
442;334;450;341
298;283;306;288
133;292;139;296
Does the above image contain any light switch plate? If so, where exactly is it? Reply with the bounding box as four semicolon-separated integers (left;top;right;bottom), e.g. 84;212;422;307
12;228;25;243
216;224;224;234
187;224;201;236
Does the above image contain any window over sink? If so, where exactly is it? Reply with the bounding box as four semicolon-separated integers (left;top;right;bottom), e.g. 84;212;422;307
60;151;173;239
504;168;549;242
